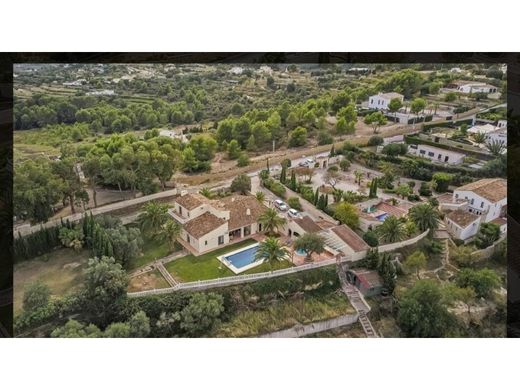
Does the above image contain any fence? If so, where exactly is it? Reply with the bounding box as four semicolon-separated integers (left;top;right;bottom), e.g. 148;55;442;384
128;230;430;298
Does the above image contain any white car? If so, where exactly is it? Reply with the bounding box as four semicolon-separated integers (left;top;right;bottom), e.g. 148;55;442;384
274;199;288;211
288;208;300;218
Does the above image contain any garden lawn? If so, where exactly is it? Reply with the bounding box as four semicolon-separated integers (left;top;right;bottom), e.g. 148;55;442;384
165;239;293;282
214;291;355;337
127;239;182;272
13;248;90;315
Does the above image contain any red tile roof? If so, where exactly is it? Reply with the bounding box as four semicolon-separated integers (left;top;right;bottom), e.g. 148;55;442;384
331;225;369;252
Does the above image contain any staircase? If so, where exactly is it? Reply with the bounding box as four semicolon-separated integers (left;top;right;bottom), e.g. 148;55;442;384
336;257;378;338
155;262;179;288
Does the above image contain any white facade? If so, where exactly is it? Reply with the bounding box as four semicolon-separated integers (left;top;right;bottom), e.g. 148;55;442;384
456;83;498;94
468;124;499;135
368;92;404;110
453;190;507;223
497;119;507;129
408;144;465;165
446;215;480;241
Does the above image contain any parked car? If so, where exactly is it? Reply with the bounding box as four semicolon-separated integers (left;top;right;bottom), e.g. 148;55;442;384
288;208;300;218
274;199;288;211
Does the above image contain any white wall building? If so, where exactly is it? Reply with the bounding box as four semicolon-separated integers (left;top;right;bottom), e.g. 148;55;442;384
468;123;500;135
454;82;498;94
453;178;507;223
408;144;466;165
168;193;269;255
445;209;481;241
486;129;507;147
368;92;404;110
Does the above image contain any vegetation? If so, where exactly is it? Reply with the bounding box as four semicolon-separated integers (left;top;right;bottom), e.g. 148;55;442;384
294;233;326;262
258;208;287;236
255;237;290;269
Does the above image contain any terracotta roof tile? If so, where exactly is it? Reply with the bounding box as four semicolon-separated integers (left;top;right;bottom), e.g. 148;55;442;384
293;216;322;234
456;178;507;203
183;212;226;239
446;209;480;228
331;224;369;252
175;193;207;211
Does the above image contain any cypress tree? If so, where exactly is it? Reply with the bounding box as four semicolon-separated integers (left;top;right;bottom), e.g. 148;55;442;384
290;171;297;191
330;144;335;157
314;188;320;205
280;165;286;183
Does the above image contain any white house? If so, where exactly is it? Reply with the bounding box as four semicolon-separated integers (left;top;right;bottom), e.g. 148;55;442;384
453;178;507;223
168;193;269;255
451;81;498;94
445;209;481;241
439;178;507;241
368;92;404;110
408;144;466;165
468;123;500;135
159;129;188;143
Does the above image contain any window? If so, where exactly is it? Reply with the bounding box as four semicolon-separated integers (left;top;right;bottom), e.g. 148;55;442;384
480;202;484;208
428;152;435;157
471;199;474;205
370;99;373;104
438;154;442;160
205;240;208;246
218;235;224;245
455;194;459;199
444;156;449;162
420;150;426;154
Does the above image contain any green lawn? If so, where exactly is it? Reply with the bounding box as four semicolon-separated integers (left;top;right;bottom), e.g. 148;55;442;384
165;239;293;282
214;291;355;337
127;238;182;272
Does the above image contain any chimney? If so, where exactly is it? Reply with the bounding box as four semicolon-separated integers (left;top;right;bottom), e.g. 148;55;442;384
246;208;251;216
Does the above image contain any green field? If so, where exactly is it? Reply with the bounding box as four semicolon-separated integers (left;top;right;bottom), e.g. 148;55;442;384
165;239;293;282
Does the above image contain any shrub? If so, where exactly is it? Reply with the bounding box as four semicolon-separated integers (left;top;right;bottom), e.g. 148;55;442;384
363;230;379;247
237;153;250;167
368;135;384;146
287;197;302;211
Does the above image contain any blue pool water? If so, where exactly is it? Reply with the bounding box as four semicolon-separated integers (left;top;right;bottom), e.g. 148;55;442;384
295;248;307;256
224;245;260;269
376;213;388;221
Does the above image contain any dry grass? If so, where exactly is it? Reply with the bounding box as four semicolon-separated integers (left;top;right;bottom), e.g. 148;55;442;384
214;292;355;337
13;248;90;315
128;270;170;292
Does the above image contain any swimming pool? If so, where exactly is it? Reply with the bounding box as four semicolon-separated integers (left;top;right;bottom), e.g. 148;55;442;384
218;243;263;274
295;248;307;256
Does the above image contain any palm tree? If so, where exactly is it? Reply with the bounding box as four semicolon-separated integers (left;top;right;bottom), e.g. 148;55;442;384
199;188;213;199
377;215;406;243
138;200;169;238
258;208;286;236
255;191;265;203
255;237;289;270
409;203;439;232
159;220;182;250
486;139;506;156
472;132;486;144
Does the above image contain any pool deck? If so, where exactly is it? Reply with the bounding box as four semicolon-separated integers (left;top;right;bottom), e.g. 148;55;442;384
289;248;336;266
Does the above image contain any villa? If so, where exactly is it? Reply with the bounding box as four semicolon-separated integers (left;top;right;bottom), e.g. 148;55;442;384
408;143;466;165
446;80;498;94
440;178;507;241
367;92;404;110
169;193;269;255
